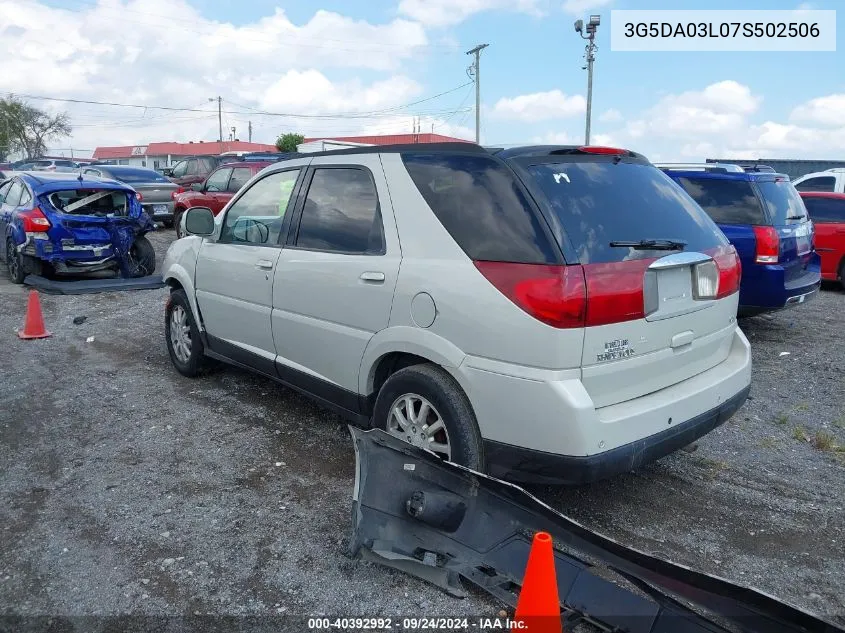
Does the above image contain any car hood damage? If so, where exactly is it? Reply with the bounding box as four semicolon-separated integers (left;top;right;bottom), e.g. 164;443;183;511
349;427;844;633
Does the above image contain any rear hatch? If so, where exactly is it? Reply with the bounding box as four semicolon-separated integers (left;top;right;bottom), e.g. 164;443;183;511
519;153;740;408
755;177;815;285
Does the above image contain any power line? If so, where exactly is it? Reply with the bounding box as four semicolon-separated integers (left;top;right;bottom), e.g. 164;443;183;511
10;82;474;121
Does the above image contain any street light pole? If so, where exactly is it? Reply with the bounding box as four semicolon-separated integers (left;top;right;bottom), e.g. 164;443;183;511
466;43;488;144
575;15;600;145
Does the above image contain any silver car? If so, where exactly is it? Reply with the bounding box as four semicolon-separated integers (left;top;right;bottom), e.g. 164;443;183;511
161;143;752;485
83;165;179;227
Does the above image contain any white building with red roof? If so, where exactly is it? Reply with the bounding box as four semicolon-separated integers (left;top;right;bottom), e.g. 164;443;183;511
91;140;278;170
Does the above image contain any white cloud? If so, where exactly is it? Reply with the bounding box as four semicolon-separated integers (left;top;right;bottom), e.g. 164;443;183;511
562;0;613;17
790;94;845;128
599;108;622;123
492;90;586;122
0;0;437;154
398;0;542;27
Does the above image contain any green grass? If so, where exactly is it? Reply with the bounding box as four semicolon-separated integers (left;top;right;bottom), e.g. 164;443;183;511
793;402;810;413
760;437;779;449
774;413;790;426
812;431;838;452
832;415;845;430
792;425;808;442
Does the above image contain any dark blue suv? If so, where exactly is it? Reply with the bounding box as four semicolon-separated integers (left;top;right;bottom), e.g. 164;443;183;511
660;164;821;316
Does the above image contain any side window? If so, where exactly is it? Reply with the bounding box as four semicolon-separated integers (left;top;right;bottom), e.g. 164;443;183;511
228;168;252;192
675;177;767;225
795;176;836;193
19;186;31;205
221;169;300;246
5;181;24;207
0;181;13;203
295;168;383;254
802;197;845;223
205;168;232;192
202;158;216;172
171;161;187;178
185;160;199;176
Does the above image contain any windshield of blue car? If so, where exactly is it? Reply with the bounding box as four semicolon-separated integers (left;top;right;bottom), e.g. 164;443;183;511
46;189;130;216
104;168;170;184
757;179;808;225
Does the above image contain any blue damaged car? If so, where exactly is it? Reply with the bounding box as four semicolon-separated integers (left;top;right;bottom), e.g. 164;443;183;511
0;171;156;283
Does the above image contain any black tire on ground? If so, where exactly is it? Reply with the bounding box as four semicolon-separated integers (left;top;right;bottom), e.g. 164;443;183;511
839;259;845;289
165;289;216;377
174;209;184;238
372;363;485;471
6;238;41;284
162;218;174;229
127;235;156;278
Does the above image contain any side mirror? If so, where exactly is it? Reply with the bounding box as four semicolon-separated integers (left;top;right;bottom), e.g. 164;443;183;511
184;207;215;237
190;183;204;192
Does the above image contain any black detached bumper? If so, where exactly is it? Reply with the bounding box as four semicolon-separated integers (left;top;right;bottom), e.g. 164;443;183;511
485;384;751;485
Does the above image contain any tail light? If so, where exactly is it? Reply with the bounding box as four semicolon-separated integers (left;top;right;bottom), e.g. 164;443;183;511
753;226;779;264
582;259;655;326
20;207;51;232
577;146;627;155
474;262;586;328
135;191;143;201
171;187;185;200
703;245;741;299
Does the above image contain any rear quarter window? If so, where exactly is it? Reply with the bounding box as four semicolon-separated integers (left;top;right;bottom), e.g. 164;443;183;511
401;153;557;264
757;180;808;225
674;177;767;225
527;162;727;265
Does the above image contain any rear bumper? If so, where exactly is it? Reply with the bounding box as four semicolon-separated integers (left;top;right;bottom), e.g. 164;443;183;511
460;327;752;485
738;257;821;315
485;385;750;485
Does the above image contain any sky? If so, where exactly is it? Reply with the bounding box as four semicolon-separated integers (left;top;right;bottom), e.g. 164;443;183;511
0;0;842;161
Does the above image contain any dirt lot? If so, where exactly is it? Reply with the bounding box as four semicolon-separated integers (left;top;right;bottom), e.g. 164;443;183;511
1;229;843;627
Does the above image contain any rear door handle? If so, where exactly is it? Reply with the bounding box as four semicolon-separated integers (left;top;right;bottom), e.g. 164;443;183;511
256;259;274;270
360;271;385;283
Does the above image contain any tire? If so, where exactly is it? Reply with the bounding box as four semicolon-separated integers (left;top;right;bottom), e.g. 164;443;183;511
126;236;156;278
372;363;484;471
174;209;185;239
165;289;215;377
6;238;41;284
162;218;174;229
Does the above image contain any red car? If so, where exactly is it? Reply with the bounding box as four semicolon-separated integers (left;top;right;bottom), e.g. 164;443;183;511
173;161;274;237
800;192;845;285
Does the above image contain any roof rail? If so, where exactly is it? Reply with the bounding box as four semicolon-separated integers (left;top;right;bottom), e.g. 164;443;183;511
656;162;745;173
825;168;845;173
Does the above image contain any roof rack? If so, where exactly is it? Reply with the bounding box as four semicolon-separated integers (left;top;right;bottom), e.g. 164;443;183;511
735;163;775;173
656;163;745;173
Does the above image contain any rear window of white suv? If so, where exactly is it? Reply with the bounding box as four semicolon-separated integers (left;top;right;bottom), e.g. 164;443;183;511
528;162;728;264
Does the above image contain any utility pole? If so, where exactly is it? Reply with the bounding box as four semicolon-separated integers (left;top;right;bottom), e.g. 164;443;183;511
209;96;223;145
231;126;236;141
466;43;488;144
248;121;252;143
575;16;601;145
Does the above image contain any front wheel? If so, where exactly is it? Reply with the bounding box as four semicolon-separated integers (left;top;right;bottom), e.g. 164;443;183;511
126;236;156;278
372;364;484;471
165;289;215;377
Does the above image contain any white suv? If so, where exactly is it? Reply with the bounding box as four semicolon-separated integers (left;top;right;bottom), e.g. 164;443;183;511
793;168;845;194
161;143;752;484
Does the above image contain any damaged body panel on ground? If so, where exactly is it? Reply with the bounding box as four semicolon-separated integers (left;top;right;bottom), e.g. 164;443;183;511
350;427;845;633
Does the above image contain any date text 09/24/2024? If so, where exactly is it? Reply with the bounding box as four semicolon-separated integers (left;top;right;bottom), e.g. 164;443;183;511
307;617;527;630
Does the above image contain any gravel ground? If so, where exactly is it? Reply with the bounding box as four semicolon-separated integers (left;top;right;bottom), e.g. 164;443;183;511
1;228;843;627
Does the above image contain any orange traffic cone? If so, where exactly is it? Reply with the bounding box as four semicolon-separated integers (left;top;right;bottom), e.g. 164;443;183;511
515;531;562;633
18;290;52;339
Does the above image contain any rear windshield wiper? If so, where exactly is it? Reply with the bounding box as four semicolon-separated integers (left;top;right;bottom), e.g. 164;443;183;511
609;239;687;251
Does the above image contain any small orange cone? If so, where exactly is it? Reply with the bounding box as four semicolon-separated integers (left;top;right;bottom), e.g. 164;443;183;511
18;290;52;339
515;531;562;633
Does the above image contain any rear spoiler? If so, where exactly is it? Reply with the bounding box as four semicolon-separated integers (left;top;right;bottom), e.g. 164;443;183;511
350;427;844;633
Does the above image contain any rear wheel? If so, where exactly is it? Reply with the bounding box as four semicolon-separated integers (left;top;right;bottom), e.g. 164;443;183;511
6;238;41;284
162;218;174;229
839;259;845;289
126;236;155;278
372;364;484;471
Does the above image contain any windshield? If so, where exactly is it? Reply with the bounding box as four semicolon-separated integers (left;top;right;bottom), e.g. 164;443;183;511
758;179;808;225
527;161;727;264
107;168;169;184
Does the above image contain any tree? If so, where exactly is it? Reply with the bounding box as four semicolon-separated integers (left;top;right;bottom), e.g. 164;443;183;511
0;96;72;160
275;132;304;153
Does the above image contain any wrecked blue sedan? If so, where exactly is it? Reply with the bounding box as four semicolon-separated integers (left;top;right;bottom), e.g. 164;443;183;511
0;171;156;283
